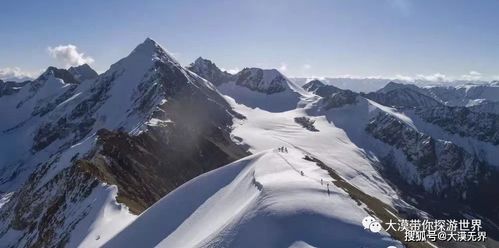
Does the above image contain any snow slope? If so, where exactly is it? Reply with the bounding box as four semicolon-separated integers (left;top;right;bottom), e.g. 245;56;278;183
106;149;400;248
0;38;232;247
226;96;403;206
424;82;499;106
218;68;312;112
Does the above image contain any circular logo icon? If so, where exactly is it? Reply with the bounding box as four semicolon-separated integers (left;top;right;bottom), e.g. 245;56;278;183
362;216;376;229
369;221;382;233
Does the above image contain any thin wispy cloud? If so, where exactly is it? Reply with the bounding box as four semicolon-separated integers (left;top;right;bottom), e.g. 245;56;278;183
47;44;94;67
460;71;482;81
302;64;311;70
324;71;489;82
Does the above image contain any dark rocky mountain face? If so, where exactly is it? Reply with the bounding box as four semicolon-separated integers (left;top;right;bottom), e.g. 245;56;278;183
302;79;358;109
366;111;499;236
369;81;499;114
188;57;299;96
0;79;30;97
78;60;248;214
302;79;326;92
415;106;499;145
0;38;247;247
68;64;98;81
187;57;233;86
38;66;80;85
234;68;289;94
303;79;342;97
362;85;441;108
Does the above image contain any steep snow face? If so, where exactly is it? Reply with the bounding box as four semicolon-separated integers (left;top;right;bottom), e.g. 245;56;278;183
0;68;80;191
218;68;311;112
106;149;400;248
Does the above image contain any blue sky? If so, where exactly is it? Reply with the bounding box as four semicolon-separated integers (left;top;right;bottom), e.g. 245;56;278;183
1;0;499;81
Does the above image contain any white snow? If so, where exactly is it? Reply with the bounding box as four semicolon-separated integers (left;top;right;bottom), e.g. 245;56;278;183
218;81;306;112
106;149;401;248
0;38;178;247
225;95;403;206
218;69;313;112
68;185;136;248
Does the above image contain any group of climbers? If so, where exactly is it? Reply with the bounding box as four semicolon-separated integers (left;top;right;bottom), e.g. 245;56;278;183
277;146;288;153
278;146;331;195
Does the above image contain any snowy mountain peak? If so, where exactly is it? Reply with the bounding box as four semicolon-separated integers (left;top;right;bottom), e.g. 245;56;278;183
191;57;226;73
68;64;98;81
120;38;180;69
377;81;420;93
302;79;326;91
234;67;292;94
37;66;79;84
193;56;211;66
187;57;233;85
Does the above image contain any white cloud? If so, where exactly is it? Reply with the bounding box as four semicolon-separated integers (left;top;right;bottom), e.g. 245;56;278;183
303;64;312;70
221;67;240;74
0;67;37;82
415;73;448;82
279;63;287;72
460;70;482;81
47;44;94;67
325;71;490;83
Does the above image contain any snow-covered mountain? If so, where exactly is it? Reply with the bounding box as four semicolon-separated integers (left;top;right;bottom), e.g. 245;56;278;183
107;58;498;247
0;79;30;97
362;82;441;108
215;67;310;112
424;81;499;106
188;60;310;112
106;149;401;248
365;81;499;114
2;42;498;248
292;77;492;93
68;64;98;82
0;38;247;247
187;57;233;86
302;81;499;223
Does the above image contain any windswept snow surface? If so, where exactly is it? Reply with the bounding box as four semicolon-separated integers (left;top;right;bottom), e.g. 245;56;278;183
106;150;400;248
67;185;136;248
